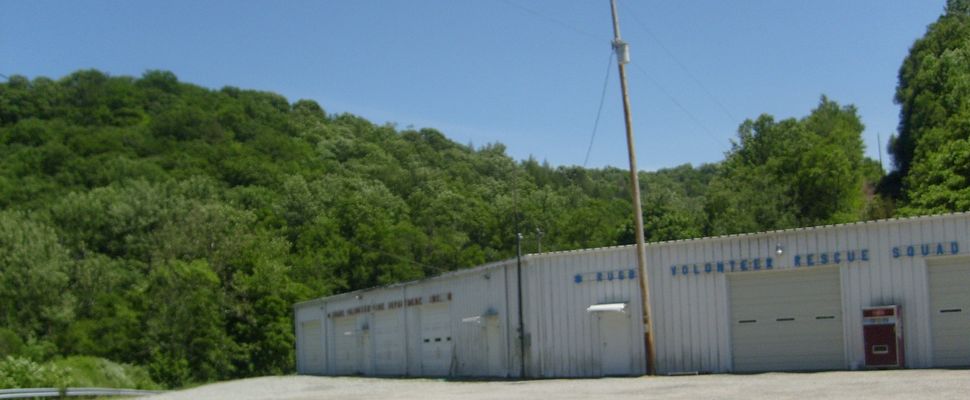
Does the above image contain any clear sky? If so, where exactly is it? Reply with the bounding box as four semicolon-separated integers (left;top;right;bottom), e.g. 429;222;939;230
0;1;946;171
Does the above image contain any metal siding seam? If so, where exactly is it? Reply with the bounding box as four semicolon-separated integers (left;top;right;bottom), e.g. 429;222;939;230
919;219;935;367
888;222;904;364
686;241;699;372
583;253;595;376
846;225;863;368
837;225;855;369
651;246;666;374
553;256;565;377
701;239;714;372
689;241;702;371
529;257;541;377
503;262;513;377
568;254;579;377
880;224;899;304
660;244;674;374
629;248;642;375
908;219;923;367
899;219;918;366
673;243;686;372
541;257;553;377
592;255;609;376
715;240;730;372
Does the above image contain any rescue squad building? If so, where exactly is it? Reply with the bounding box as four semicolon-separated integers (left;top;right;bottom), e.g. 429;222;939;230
294;213;970;377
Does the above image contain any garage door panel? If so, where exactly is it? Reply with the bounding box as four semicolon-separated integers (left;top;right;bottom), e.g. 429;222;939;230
730;268;845;372
373;311;405;375
929;258;970;367
421;304;453;376
299;320;325;374
333;317;359;375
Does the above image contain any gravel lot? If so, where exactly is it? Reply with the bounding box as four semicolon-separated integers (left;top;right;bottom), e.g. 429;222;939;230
147;369;970;400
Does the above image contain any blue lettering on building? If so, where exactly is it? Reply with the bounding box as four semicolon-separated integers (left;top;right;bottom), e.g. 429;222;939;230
576;268;638;284
664;239;962;279
891;241;959;259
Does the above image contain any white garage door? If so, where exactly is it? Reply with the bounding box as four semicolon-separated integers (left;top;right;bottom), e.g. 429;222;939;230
333;316;360;375
373;310;405;375
299;319;325;374
420;304;453;376
929;258;970;367
729;267;845;372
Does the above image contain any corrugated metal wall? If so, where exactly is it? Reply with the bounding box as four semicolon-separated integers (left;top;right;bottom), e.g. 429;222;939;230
294;260;521;377
295;213;970;377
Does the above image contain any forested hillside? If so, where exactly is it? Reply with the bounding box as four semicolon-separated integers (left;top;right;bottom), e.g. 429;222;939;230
0;68;884;387
18;2;970;381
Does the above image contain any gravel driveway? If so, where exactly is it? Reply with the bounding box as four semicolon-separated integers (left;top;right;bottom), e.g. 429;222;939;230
147;369;970;400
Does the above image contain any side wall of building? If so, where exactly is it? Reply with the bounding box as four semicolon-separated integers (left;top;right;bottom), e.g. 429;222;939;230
295;260;522;377
297;213;970;376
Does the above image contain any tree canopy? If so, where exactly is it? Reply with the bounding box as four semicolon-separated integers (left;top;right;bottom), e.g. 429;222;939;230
887;0;970;214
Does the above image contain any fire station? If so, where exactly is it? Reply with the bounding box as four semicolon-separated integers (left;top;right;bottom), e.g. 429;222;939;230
294;213;970;376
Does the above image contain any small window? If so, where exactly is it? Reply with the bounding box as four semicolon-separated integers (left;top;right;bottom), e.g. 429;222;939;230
816;315;835;320
423;339;430;343
447;337;451;341
776;317;795;322
940;308;963;314
738;319;757;324
435;338;442;342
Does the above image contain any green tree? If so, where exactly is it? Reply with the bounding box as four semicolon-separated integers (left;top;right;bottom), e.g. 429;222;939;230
145;260;231;387
0;212;75;341
888;1;970;214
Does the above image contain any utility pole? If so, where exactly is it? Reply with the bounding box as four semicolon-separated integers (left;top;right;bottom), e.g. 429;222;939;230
515;232;526;378
609;0;656;375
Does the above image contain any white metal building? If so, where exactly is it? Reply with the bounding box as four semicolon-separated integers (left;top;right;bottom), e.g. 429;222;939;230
294;213;970;377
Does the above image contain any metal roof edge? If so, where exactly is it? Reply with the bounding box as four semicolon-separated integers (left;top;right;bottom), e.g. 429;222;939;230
524;211;970;258
294;257;518;309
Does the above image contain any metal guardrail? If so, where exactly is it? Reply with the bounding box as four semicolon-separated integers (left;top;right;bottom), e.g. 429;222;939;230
0;387;165;399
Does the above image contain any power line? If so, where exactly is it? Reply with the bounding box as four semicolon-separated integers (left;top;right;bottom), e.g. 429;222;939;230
629;62;724;146
497;0;601;41
583;49;615;167
618;0;738;123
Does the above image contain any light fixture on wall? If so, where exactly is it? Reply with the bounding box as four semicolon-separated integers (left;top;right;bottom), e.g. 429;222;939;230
776;244;784;256
355;294;362;300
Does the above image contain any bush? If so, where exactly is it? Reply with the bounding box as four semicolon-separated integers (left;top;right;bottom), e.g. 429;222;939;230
52;356;160;390
0;356;66;388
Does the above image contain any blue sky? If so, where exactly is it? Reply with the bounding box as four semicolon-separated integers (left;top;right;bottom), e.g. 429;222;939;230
0;1;946;171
